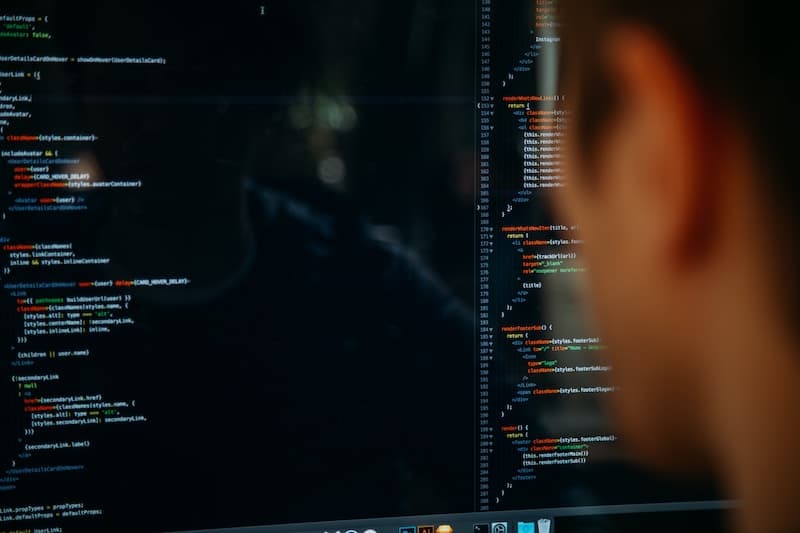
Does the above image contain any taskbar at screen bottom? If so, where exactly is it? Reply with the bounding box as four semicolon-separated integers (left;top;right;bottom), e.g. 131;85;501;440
167;500;735;533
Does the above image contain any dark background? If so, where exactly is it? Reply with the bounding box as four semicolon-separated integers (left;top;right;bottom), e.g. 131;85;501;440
0;1;723;532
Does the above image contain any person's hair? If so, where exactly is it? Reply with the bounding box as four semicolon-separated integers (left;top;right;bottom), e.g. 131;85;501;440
559;1;799;317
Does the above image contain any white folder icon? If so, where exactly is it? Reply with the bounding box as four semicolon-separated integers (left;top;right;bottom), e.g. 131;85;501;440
537;518;552;533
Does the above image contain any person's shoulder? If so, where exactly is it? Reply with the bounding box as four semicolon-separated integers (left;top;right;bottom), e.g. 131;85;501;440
242;180;466;312
245;179;366;251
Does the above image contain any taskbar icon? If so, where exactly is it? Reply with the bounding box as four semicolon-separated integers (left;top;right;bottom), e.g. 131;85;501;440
474;519;553;533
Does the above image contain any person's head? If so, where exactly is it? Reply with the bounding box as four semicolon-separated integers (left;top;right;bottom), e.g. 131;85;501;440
556;1;799;475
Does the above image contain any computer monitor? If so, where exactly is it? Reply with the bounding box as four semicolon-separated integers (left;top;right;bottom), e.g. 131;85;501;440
0;1;729;532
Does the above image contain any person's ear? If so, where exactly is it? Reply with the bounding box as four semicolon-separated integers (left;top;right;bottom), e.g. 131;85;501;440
600;26;717;268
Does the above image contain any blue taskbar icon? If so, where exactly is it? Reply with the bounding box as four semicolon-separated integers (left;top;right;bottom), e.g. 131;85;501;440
517;522;535;533
399;528;417;533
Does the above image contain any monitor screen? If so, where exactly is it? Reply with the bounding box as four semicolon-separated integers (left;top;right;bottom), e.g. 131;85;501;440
0;1;727;532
